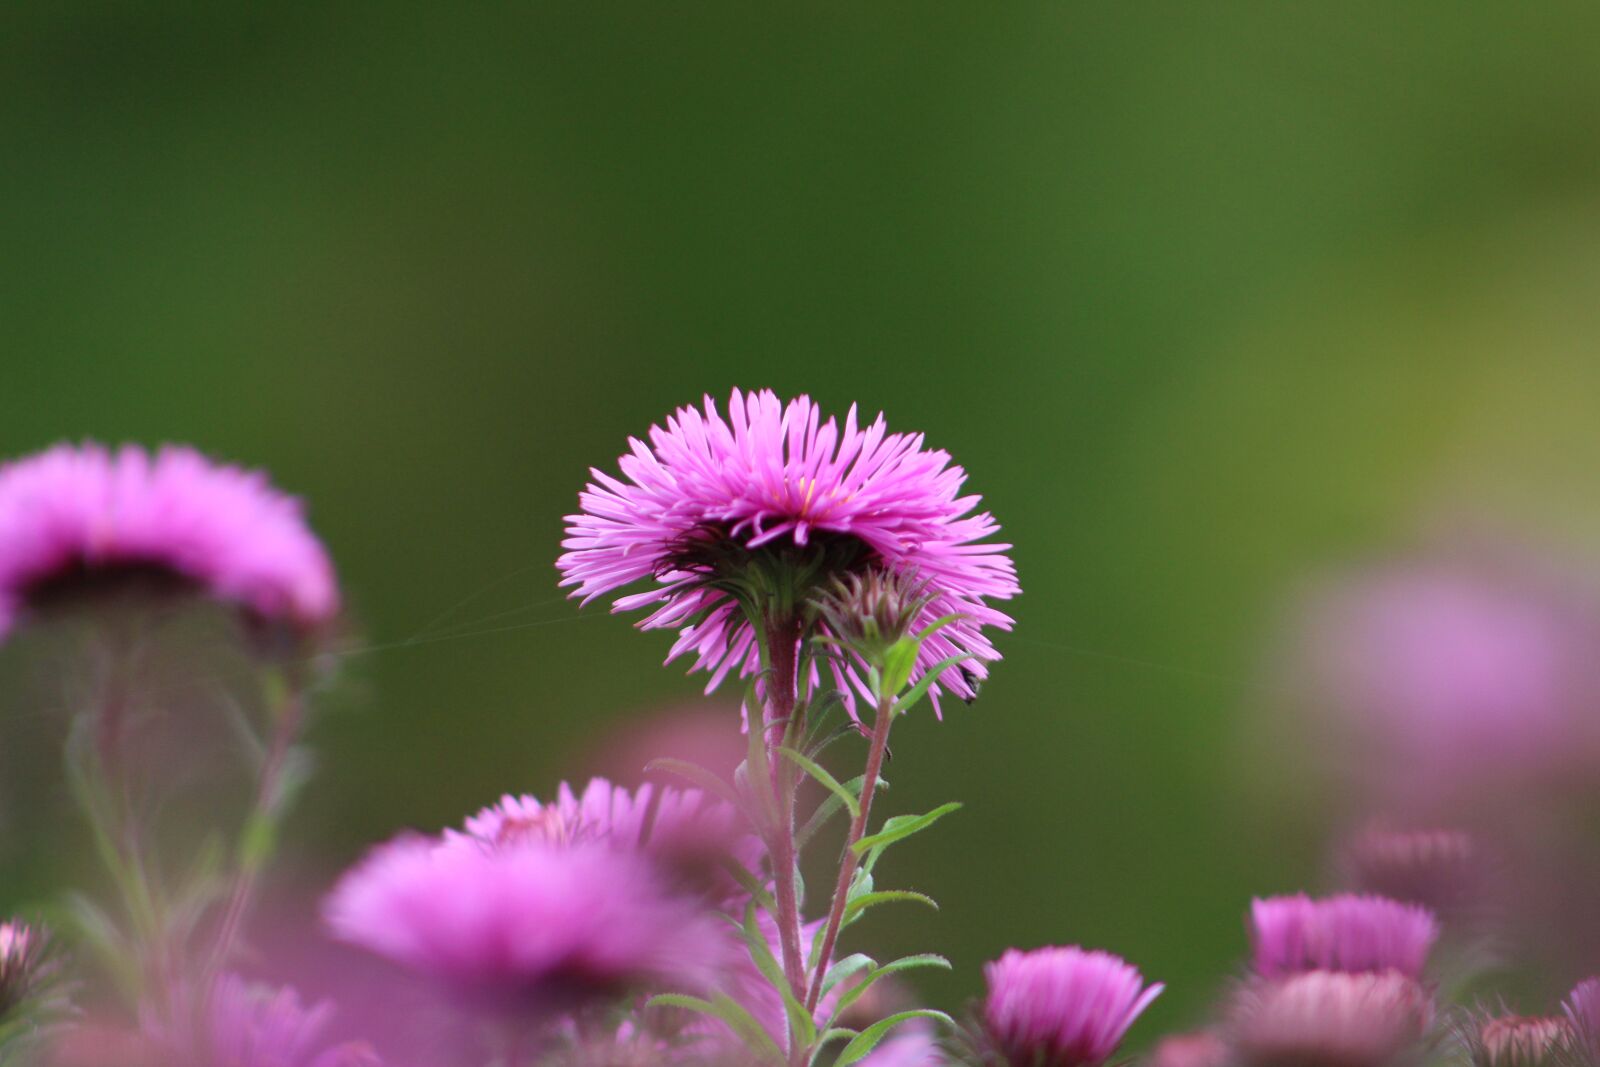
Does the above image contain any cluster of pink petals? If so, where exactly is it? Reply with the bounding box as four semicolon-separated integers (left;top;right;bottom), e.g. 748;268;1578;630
558;389;1018;713
1338;827;1485;918
1475;1016;1571;1066
0;443;338;637
323;834;724;1011
1565;977;1600;1044
981;946;1162;1067
1147;1031;1228;1067
452;778;761;908
1229;970;1433;1067
0;921;39;1009
1250;894;1439;980
170;974;380;1067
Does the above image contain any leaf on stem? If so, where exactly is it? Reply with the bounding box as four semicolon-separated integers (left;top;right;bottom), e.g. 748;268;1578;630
852;803;964;870
777;747;860;821
646;994;786;1066
833;1010;955;1067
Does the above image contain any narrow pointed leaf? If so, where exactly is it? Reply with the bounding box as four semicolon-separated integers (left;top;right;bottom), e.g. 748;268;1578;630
778;747;859;820
892;654;973;716
834;1010;954;1066
646;994;785;1065
842;890;938;925
853;802;963;857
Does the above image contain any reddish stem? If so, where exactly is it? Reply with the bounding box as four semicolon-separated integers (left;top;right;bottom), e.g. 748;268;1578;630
804;691;895;1016
763;618;809;1065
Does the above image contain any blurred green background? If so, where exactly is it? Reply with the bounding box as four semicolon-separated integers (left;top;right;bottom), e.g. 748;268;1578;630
6;1;1600;1041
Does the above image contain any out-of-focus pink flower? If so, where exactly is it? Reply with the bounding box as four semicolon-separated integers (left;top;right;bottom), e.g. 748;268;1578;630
324;834;723;1015
0;444;338;637
153;974;380;1067
1472;1015;1571;1067
0;920;47;1016
558;389;1017;714
1293;557;1600;808
1336;827;1489;923
981;946;1162;1067
1250;894;1439;980
1147;1031;1228;1067
453;778;761;907
1565;978;1600;1051
1229;970;1432;1067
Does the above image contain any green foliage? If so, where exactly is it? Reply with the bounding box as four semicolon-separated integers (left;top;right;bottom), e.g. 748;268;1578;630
854;803;964;870
832;1010;955;1067
646;993;786;1066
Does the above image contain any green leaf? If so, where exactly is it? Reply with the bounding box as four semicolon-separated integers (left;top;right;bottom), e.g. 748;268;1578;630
237;810;278;871
853;802;963;863
646;757;746;811
646;994;785;1065
842;890;938;925
828;955;952;1025
834;1010;955;1067
879;638;919;698
892;653;973;716
797;775;885;849
777;747;859;820
743;904;816;1050
819;952;877;998
720;858;779;915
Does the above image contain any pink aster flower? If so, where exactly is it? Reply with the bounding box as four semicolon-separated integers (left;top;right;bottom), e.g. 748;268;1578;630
1292;554;1600;810
453;778;762;908
1565;978;1600;1051
0;921;47;1017
323;834;724;1014
1147;1032;1229;1067
0;443;338;638
558;389;1017;713
981;946;1162;1067
1336;827;1488;921
1250;894;1439;980
1229;970;1432;1067
159;974;381;1067
1472;1015;1571;1067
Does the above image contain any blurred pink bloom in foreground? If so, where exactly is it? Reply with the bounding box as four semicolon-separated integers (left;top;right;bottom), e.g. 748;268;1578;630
1229;970;1432;1067
324;835;724;1015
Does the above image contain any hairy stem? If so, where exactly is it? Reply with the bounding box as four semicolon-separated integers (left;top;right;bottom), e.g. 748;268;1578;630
763;617;809;1064
804;690;895;1016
